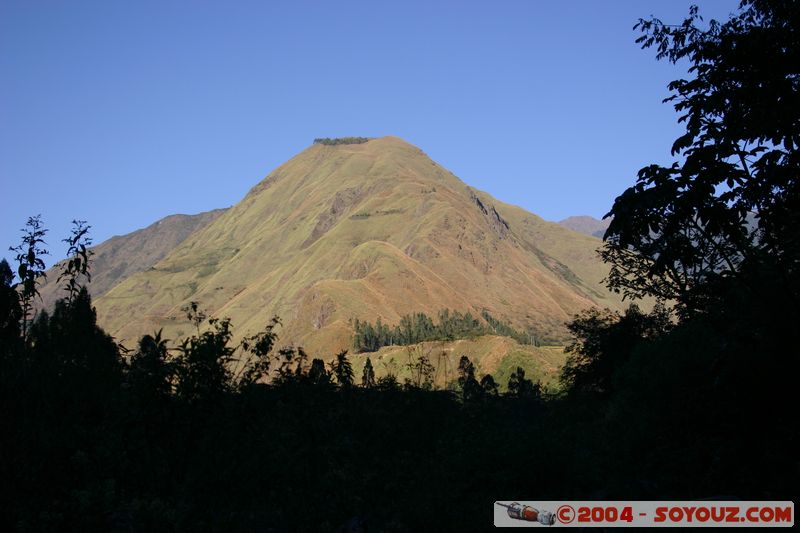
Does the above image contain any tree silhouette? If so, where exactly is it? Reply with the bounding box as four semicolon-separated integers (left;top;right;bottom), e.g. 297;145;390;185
9;215;48;340
176;316;235;401
28;287;123;401
561;304;672;397
507;366;537;399
479;374;499;396
332;349;354;387
0;259;22;359
602;0;800;314
182;301;207;336
361;356;376;388
456;355;481;400
238;316;280;387
308;357;330;385
57;220;93;305
456;355;474;387
129;329;173;400
293;346;309;378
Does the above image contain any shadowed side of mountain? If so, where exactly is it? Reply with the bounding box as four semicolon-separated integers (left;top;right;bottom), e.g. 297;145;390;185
38;208;228;310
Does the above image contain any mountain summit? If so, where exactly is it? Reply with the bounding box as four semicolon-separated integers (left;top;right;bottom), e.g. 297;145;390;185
95;136;622;353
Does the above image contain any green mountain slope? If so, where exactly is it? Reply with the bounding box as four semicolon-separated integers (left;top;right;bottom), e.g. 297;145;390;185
94;137;623;356
38;209;227;310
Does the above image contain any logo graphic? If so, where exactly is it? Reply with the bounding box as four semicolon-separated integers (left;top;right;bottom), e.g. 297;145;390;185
496;502;556;526
494;501;793;528
557;504;576;524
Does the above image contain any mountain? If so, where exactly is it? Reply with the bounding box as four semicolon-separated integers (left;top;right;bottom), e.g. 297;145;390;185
558;215;610;238
38;209;227;310
93;137;623;357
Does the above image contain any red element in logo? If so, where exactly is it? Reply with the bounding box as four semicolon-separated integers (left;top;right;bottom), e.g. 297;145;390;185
557;505;576;524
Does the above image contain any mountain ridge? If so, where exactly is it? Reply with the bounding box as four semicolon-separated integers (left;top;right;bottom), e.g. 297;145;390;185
558;215;610;238
37;208;227;310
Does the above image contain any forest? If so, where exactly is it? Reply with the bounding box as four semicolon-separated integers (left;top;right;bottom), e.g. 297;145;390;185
351;309;543;353
1;1;797;530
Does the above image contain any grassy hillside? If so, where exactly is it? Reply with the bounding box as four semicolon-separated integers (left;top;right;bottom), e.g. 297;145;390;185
37;209;226;310
94;137;624;359
349;335;566;391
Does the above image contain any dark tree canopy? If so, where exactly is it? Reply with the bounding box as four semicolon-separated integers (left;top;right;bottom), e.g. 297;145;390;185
560;304;672;397
0;259;22;352
602;0;800;314
361;356;376;388
9;215;48;339
332;349;354;387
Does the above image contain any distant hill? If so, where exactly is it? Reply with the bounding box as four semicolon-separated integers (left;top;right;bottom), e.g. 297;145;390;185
558;215;611;238
38;209;226;310
90;137;623;357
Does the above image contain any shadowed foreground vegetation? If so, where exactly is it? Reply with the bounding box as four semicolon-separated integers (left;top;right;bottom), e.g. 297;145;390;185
2;1;798;530
0;269;795;530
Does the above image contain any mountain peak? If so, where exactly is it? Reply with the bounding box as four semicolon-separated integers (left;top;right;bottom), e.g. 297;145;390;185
309;135;422;154
95;139;623;355
245;135;448;198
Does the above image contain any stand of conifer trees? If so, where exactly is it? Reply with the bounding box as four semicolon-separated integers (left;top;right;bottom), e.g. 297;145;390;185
352;309;543;352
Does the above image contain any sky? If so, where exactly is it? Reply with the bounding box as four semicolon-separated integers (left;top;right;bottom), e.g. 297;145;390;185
1;0;740;262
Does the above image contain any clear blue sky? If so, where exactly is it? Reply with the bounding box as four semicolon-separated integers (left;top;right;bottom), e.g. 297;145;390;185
1;0;738;262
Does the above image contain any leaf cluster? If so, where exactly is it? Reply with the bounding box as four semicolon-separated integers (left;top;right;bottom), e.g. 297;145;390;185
605;0;800;314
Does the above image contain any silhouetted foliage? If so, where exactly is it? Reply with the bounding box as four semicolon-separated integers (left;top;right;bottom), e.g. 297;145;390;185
603;0;800;316
405;348;435;390
57;219;93;305
238;316;280;387
307;357;330;385
361;356;376;388
28;286;124;401
558;0;798;506
561;304;672;397
182;300;207;336
0;259;22;359
9;215;48;339
375;372;399;391
479;374;499;396
176;314;235;402
1;215;795;532
128;329;173;400
331;349;354;387
507;366;539;399
456;355;481;401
